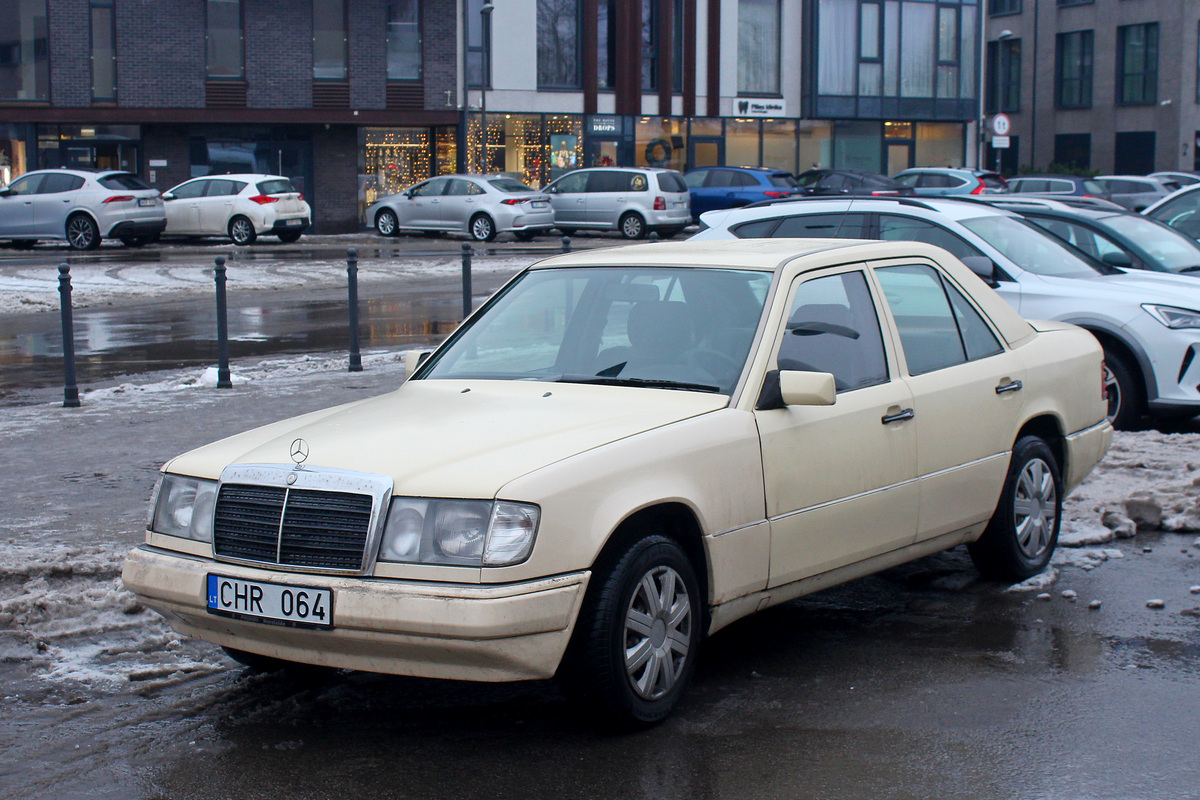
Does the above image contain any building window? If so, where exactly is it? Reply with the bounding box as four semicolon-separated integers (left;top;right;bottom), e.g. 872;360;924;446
985;38;1020;113
386;0;421;80
537;0;580;89
1055;30;1092;109
313;0;347;80
0;0;49;101
936;5;960;97
90;0;116;102
642;0;658;91
466;0;490;88
1054;133;1091;170
598;0;615;90
1117;23;1157;106
206;0;243;78
739;0;780;95
988;0;1019;16
1197;21;1200;104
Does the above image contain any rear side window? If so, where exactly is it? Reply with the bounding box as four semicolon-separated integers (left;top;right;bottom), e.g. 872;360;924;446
587;171;634;192
981;175;1008;190
257;179;296;195
206;179;247;196
656;172;687;193
875;264;969;375
1045;180;1073;194
731;172;758;188
99;173;152;190
877;215;984;261
40;173;85;193
768;174;798;188
773;213;870;239
732;219;782;238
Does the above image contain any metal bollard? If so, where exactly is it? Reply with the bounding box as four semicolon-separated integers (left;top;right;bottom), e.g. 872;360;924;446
561;235;571;253
461;241;473;320
213;256;232;389
346;247;362;372
649;231;659;242
57;264;81;408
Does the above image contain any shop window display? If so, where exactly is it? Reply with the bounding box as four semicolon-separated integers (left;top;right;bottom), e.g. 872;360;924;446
360;128;432;219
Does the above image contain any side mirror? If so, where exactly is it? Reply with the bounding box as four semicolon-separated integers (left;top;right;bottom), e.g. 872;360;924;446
1102;251;1135;268
161;192;175;201
756;369;836;409
404;350;431;379
0;188;13;197
961;256;1000;288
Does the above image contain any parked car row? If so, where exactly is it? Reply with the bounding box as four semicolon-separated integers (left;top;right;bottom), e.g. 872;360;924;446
0;168;310;249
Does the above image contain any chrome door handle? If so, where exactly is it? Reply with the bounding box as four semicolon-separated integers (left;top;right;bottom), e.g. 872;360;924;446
881;408;915;424
995;380;1023;394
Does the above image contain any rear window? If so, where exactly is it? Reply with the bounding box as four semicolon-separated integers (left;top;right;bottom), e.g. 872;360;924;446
99;173;152;191
488;178;534;193
656;172;687;193
256;179;297;195
981;175;1008;190
768;174;798;188
1081;180;1106;196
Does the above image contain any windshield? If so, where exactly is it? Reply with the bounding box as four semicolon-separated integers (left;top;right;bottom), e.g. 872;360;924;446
960;216;1104;277
1101;214;1200;271
420;266;772;394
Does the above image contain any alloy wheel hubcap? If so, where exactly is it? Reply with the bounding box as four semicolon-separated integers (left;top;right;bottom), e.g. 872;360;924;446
1013;457;1057;559
1103;365;1121;421
379;214;395;235
623;565;691;700
68;219;92;247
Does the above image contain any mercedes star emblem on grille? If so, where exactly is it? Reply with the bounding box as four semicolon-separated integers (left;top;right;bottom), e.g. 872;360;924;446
290;438;309;466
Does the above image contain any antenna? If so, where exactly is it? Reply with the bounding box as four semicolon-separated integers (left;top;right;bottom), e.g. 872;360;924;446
832;194;855;240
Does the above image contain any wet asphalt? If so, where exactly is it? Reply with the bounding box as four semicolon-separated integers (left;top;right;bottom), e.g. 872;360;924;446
1;236;1199;800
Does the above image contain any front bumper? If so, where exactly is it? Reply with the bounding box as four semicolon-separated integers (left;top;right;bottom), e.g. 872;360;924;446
123;545;589;682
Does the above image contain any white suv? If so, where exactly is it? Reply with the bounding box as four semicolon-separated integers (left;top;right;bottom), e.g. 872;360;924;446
0;168;165;250
693;196;1200;428
543;167;691;239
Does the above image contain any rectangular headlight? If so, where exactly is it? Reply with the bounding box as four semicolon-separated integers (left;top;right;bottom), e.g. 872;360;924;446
150;474;218;542
379;498;539;567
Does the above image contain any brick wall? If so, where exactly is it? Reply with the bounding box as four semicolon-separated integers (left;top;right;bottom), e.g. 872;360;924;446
312;125;360;233
48;0;90;107
246;0;313;108
423;0;456;111
141;124;193;191
116;0;205;108
349;0;387;109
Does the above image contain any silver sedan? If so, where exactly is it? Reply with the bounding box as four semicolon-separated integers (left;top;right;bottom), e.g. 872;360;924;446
366;174;555;242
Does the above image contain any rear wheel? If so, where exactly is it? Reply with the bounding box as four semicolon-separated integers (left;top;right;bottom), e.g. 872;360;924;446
66;214;100;250
619;212;647;239
228;215;257;245
969;435;1062;581
561;534;701;729
375;208;398;237
469;213;497;242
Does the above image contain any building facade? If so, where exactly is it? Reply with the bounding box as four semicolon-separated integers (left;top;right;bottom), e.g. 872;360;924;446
0;0;982;233
983;0;1200;175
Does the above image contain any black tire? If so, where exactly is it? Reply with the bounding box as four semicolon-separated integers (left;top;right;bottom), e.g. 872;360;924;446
469;213;497;242
513;230;537;242
1102;349;1142;430
228;215;257;245
277;230;302;243
66;214;100;250
619;212;647;239
375;208;399;237
560;534;701;729
969;435;1062;582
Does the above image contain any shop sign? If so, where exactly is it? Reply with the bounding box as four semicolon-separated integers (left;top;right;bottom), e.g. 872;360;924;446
588;116;622;135
735;99;787;118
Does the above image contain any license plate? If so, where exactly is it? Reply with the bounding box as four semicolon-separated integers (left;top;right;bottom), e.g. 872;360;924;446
285;218;303;226
531;201;547;209
138;198;156;207
206;574;333;629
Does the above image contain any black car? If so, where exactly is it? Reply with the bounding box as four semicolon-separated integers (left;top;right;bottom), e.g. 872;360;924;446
793;168;916;197
994;199;1200;275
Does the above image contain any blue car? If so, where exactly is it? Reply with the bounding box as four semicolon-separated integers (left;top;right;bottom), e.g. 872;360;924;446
684;166;800;219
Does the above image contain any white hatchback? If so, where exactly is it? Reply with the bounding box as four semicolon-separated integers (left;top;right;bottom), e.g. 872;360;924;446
162;174;311;244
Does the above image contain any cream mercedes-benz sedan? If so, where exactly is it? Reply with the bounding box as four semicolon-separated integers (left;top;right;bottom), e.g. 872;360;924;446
123;239;1112;727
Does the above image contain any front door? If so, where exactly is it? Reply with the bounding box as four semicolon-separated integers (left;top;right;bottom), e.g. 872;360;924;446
688;137;724;171
546;170;589;227
0;173;43;237
755;268;919;587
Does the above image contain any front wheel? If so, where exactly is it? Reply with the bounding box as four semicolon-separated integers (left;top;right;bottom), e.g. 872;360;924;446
969;435;1062;582
469;213;497;242
375;208;398;237
1102;350;1142;430
228;215;257;245
66;215;100;250
560;534;701;729
619;212;646;239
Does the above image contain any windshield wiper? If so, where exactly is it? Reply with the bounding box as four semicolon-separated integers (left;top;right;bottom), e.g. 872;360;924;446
554;374;721;393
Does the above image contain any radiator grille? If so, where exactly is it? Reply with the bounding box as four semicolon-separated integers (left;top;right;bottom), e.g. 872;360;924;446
214;483;374;571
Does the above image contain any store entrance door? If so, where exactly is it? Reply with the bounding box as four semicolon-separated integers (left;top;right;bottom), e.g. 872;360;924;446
887;143;912;175
689;137;724;170
586;139;622;168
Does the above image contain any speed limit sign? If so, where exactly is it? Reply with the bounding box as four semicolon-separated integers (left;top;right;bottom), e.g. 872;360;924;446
991;114;1011;137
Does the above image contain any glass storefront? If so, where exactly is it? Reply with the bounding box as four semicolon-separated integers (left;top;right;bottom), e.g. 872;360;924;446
798;121;833;171
915;122;965;168
0;123;32;186
36;124;140;173
359;127;432;217
635;117;687;172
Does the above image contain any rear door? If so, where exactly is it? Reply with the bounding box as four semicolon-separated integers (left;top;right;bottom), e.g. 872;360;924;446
439;177;485;231
198;178;243;234
585;170;634;227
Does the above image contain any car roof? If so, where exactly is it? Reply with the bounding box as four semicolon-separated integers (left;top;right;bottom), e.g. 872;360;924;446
997;203;1123;222
727;194;1020;221
528;237;971;274
688;165;789;173
183;173;289;181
